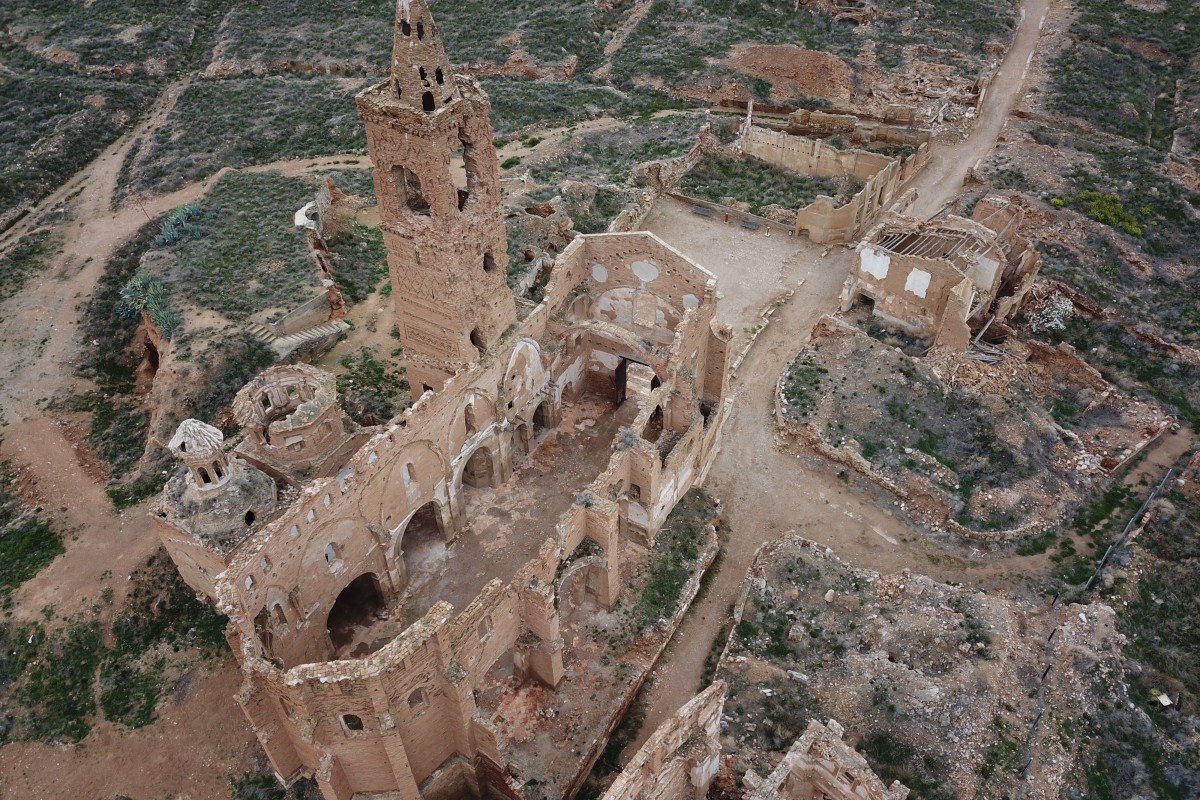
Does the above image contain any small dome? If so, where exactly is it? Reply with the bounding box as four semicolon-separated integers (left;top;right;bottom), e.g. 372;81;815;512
169;419;225;459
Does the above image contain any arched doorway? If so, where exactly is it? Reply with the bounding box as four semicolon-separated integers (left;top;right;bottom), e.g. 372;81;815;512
397;502;445;590
532;402;550;438
462;446;495;489
513;423;530;458
327;573;383;651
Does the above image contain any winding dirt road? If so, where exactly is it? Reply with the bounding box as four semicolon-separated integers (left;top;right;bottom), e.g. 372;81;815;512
623;0;1055;755
906;0;1051;219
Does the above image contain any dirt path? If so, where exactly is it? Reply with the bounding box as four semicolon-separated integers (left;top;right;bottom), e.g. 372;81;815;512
905;0;1051;219
624;0;1059;750
626;202;958;754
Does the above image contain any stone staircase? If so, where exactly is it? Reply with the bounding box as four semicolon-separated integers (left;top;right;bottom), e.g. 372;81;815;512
246;320;350;360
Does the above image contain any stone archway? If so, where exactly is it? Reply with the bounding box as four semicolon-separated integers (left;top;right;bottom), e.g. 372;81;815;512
395;502;446;591
327;573;383;651
532;402;551;438
462;446;496;489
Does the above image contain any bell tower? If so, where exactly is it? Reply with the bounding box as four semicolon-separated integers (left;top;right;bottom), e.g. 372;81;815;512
356;0;517;398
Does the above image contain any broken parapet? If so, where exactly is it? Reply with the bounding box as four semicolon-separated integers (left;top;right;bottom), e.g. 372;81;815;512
601;681;727;800
749;719;909;800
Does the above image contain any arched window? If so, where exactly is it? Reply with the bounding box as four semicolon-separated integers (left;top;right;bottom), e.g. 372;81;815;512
198;467;212;485
401;19;411;36
342;714;364;732
408;688;428;711
470;328;485;356
422;91;435;112
324;543;339;565
435;68;444;85
416;21;425;40
483;252;496;273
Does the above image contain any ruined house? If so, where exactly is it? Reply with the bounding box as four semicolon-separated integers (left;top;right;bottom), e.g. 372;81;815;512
735;104;930;244
839;195;1041;351
152;2;732;798
748;720;909;800
602;682;909;800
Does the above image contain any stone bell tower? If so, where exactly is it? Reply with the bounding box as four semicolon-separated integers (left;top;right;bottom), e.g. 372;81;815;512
356;0;516;398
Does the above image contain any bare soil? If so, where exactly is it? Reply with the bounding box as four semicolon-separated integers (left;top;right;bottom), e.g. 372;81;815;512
723;44;855;105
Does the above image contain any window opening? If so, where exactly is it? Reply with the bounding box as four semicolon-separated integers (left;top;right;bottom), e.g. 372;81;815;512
422;91;435;112
342;714;364;731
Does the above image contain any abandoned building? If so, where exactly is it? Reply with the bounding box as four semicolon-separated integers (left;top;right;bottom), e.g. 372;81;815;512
839;195;1041;351
602;681;909;800
152;2;732;798
735;103;930;244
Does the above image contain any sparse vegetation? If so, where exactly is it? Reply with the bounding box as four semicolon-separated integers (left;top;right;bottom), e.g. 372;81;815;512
118;77;369;199
0;230;55;302
679;153;839;216
0;548;227;744
336;347;410;425
0;461;64;606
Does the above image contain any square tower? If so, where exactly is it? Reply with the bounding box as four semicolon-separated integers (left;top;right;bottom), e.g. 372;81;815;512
356;0;517;398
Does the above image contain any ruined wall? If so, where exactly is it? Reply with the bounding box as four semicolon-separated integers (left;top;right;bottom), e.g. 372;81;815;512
738;125;928;244
601;681;726;800
749;719;909;800
847;243;976;342
784;108;930;148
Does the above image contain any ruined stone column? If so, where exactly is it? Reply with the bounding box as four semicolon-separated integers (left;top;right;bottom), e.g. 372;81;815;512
514;578;564;687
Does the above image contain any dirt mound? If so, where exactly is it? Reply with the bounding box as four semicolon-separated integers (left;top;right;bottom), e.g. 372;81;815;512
723;44;854;104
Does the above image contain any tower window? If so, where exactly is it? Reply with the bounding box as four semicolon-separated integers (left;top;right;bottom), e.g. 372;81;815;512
392;165;429;215
342;714;364;732
245;510;256;526
435;68;444;85
401;19;411;36
470;328;486;356
422;91;435;112
418;66;427;82
483;252;496;273
198;467;212;485
417;21;425;40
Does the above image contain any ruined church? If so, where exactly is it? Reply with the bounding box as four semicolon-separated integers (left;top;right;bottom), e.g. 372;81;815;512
152;2;732;797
